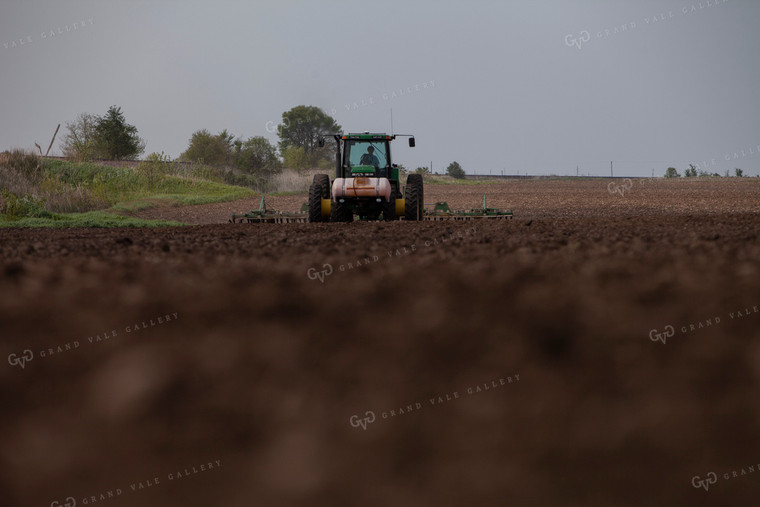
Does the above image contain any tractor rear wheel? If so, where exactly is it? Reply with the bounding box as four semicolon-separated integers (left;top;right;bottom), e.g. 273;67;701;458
331;200;352;222
404;174;424;221
308;183;324;223
313;174;331;199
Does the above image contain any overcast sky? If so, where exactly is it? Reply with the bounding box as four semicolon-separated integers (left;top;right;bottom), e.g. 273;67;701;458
1;0;758;176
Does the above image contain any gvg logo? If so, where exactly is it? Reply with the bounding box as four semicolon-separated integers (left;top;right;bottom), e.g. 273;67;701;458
649;325;675;344
50;498;76;507
608;178;633;197
7;349;34;369
564;30;590;49
691;472;717;491
306;263;333;283
265;118;289;134
349;411;376;431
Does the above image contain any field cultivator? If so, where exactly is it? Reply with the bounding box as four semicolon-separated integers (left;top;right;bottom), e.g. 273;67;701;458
230;194;512;223
230;196;307;224
425;195;513;221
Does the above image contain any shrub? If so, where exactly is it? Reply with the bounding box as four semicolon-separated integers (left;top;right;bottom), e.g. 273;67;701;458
282;146;310;171
1;149;43;182
446;161;466;179
180;129;235;166
138;152;172;190
1;190;50;219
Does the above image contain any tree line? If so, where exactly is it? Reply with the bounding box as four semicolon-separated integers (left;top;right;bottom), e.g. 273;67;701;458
664;164;745;178
61;104;341;178
60;104;467;180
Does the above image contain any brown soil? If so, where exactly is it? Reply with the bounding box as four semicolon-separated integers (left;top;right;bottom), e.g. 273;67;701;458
1;178;759;506
128;178;760;224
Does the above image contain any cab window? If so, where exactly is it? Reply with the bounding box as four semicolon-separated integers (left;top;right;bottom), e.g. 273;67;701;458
346;140;389;168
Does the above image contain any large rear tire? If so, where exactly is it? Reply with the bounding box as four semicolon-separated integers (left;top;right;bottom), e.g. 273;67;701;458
313;174;331;199
308;183;324;223
404;174;424;221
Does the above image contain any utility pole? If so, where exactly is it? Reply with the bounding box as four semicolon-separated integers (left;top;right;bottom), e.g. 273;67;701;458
45;124;61;157
610;161;613;177
576;165;579;177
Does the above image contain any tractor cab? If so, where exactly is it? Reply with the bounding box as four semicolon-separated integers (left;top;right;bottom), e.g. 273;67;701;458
341;134;392;179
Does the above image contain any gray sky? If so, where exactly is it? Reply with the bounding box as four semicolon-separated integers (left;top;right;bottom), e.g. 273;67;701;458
1;0;758;176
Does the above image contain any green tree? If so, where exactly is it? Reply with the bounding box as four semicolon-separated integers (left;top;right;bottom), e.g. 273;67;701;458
94;106;145;160
735;168;743;177
414;166;431;175
446;161;466;179
281;145;309;170
61;113;101;161
684;164;697;177
180;129;236;166
277;106;341;167
236;136;281;176
664;167;680;178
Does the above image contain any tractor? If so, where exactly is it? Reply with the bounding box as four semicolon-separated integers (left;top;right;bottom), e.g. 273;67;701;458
230;132;513;223
308;132;422;222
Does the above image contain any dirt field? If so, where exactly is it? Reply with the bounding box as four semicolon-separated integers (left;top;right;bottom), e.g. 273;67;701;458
1;178;759;506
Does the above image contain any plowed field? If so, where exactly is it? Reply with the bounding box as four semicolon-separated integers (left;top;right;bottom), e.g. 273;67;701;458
1;179;759;506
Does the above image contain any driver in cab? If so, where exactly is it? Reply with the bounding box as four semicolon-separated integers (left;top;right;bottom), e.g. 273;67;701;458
360;146;380;168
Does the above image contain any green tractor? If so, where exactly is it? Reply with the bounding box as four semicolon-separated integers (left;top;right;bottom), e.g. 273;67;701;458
308;132;422;222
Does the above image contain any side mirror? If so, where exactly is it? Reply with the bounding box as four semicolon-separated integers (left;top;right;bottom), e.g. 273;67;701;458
318;137;325;148
408;137;415;147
